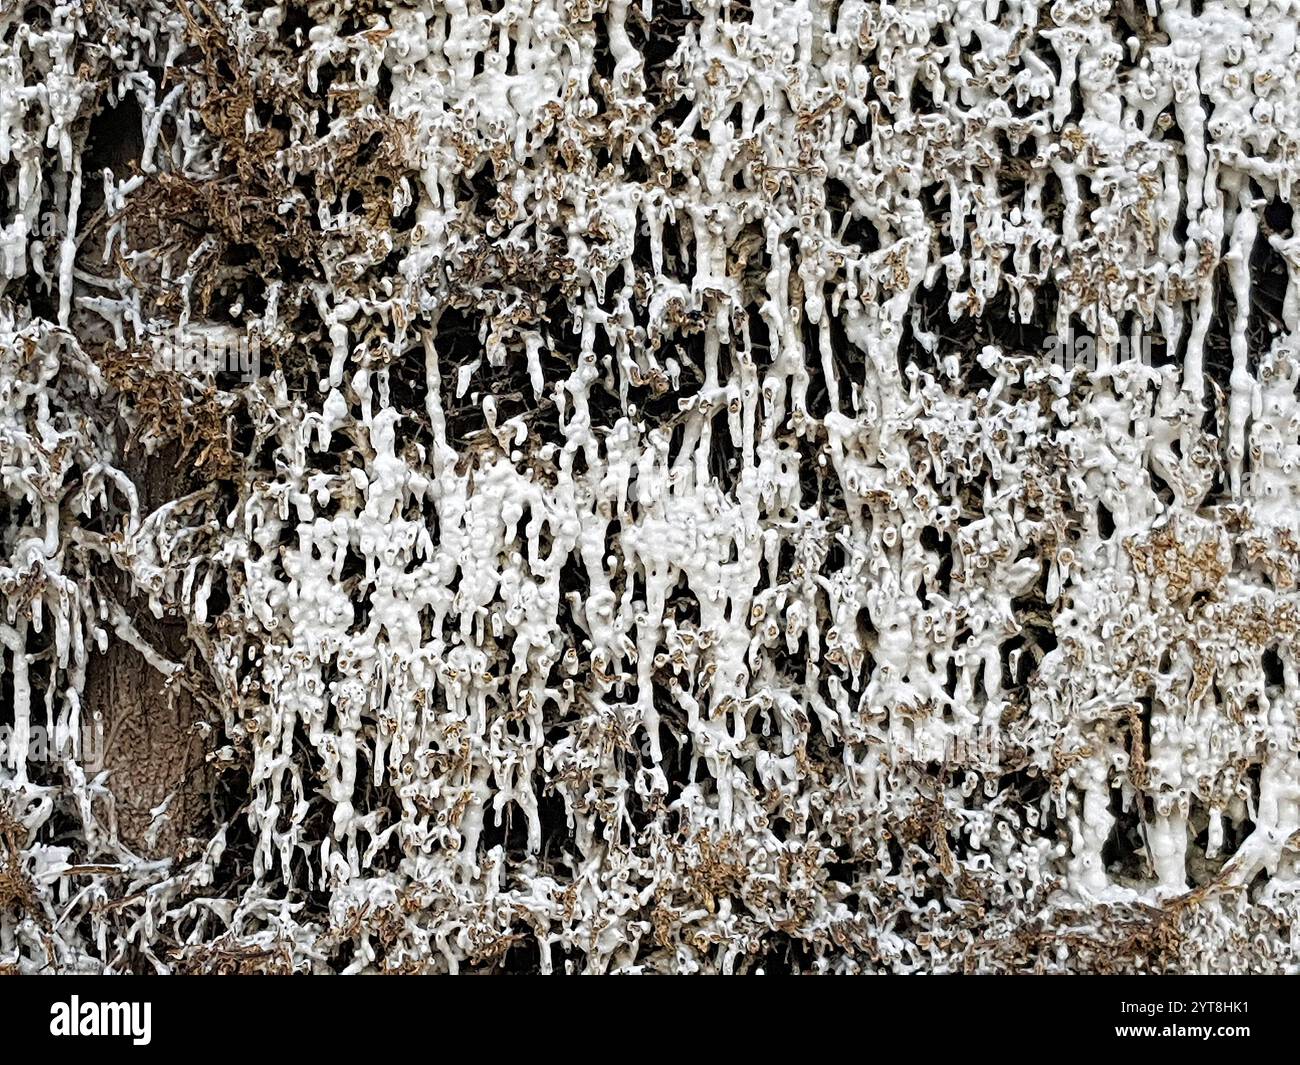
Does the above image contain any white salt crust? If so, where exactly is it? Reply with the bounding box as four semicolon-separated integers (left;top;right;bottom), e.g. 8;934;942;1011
0;0;1298;972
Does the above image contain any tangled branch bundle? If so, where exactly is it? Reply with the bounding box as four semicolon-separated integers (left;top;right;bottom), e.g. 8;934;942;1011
0;0;1298;974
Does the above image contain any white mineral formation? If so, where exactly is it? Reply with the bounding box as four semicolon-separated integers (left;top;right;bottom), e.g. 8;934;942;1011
0;0;1298;973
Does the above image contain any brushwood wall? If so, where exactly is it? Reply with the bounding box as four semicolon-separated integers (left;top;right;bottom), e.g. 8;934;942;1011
1;0;1298;973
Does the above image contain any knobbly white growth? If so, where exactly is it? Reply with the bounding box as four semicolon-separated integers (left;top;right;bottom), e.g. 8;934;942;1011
0;0;1298;973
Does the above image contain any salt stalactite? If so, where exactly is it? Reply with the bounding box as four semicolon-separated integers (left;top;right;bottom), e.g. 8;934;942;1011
1;0;1299;973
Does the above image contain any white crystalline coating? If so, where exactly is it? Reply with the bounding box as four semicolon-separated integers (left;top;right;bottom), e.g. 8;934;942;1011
0;0;1299;973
